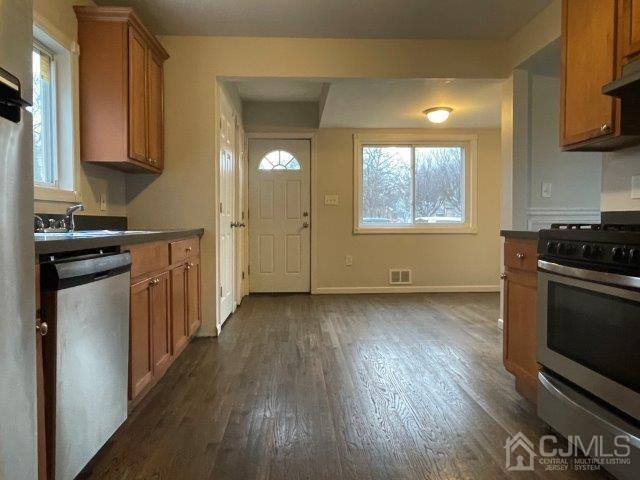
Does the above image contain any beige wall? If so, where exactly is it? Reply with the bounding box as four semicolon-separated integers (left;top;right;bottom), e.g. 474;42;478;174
314;128;501;291
602;147;640;212
33;0;127;217
243;101;319;132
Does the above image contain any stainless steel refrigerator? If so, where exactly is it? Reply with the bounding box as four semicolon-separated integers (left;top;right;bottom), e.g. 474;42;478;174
0;0;38;479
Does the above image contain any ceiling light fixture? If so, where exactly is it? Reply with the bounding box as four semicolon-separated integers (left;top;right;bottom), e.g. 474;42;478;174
423;107;453;124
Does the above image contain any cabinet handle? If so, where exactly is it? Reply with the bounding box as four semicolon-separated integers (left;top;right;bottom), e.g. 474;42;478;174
36;321;48;337
516;252;525;259
601;123;611;134
186;246;192;253
500;273;507;280
150;278;160;286
185;264;191;271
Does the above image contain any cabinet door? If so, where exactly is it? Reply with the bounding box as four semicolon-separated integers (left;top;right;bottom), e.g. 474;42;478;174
130;278;153;400
561;0;617;147
187;257;202;336
170;264;189;355
146;49;164;170
503;269;538;402
128;26;147;163
620;0;640;61
151;271;172;377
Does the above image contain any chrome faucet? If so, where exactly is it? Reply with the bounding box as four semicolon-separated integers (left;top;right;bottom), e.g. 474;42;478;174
64;204;84;231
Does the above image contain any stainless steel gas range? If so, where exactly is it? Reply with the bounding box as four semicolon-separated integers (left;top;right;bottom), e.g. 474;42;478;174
537;223;640;479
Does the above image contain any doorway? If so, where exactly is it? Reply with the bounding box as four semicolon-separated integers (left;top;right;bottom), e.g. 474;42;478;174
248;138;311;292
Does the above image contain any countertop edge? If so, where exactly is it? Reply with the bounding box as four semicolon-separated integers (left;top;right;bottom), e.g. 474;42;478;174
500;230;539;240
35;228;205;255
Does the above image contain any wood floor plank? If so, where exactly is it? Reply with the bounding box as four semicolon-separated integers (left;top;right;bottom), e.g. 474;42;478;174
81;293;613;480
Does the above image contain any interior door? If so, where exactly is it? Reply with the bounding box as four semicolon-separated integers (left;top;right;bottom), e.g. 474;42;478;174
218;90;235;323
249;138;311;292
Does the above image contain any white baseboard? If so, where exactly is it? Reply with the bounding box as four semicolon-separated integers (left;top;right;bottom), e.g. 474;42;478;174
497;318;504;330
312;285;500;294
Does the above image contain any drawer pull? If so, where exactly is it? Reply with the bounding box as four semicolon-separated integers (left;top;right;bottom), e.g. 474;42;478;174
186;247;192;253
500;273;507;280
36;322;49;337
516;252;525;259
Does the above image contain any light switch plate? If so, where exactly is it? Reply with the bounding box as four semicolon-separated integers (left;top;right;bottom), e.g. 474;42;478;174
100;192;108;211
345;254;353;266
325;194;339;206
541;182;552;198
632;175;640;199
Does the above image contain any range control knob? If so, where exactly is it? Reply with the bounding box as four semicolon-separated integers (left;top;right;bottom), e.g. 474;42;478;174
581;244;594;258
558;243;574;255
629;248;640;265
612;247;629;262
546;241;558;254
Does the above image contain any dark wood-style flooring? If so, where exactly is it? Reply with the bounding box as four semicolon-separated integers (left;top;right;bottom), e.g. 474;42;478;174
83;293;611;479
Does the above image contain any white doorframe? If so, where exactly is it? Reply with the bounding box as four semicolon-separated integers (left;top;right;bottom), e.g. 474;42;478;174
246;132;318;294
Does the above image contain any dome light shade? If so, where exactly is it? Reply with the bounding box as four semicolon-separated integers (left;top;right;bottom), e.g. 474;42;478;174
424;107;453;124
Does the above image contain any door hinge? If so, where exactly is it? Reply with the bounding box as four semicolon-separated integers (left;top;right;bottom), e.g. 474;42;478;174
220;285;223;297
219;202;223;213
241;211;245;220
242;271;245;280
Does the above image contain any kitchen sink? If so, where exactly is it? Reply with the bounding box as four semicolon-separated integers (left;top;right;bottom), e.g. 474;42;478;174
35;230;158;238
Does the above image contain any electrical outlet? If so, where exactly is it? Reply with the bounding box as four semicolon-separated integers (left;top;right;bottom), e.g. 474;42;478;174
632;175;640;199
100;192;108;211
324;194;339;206
345;254;353;266
541;182;552;198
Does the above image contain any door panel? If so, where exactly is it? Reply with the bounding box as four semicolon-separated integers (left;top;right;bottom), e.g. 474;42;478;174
218;89;236;324
146;48;163;169
170;264;188;356
130;279;152;400
561;0;617;146
128;26;147;163
187;257;202;335
151;272;171;377
249;139;311;292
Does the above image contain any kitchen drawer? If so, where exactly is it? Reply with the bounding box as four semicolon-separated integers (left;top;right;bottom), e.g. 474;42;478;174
505;239;538;272
128;241;170;278
170;237;199;264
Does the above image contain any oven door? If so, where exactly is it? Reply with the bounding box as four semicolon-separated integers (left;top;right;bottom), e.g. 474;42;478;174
538;260;640;421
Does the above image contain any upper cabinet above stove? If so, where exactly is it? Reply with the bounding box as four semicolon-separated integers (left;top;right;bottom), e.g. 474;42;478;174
561;0;640;152
74;7;169;173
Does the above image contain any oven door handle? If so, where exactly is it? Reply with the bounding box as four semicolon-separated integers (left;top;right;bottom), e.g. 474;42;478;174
539;372;640;449
538;260;640;289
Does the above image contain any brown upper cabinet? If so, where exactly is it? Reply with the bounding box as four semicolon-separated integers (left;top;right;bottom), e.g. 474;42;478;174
619;0;640;62
561;0;640;151
74;7;169;173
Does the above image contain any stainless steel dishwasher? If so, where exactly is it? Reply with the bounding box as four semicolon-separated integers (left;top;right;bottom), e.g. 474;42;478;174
41;250;131;480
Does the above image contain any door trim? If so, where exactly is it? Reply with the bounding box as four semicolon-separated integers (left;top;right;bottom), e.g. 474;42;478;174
246;132;317;294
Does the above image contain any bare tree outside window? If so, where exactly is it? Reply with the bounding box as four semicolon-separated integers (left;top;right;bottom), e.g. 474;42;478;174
32;46;56;186
362;146;411;224
415;147;464;224
360;144;466;228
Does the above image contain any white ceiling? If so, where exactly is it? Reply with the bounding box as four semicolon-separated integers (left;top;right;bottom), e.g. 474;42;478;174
228;78;326;102
319;78;502;129
95;0;551;39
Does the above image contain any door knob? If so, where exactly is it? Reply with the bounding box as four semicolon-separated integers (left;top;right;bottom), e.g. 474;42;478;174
36;322;48;336
302;222;309;228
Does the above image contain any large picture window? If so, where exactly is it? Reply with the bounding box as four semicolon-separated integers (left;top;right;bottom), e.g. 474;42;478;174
354;134;477;234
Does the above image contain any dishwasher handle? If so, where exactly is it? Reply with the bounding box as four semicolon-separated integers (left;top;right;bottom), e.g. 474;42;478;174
42;252;131;290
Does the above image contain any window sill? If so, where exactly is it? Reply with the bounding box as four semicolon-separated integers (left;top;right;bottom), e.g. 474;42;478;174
34;186;80;203
354;225;478;235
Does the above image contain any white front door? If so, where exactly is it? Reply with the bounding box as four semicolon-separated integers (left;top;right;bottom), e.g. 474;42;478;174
249;139;311;292
219;91;235;323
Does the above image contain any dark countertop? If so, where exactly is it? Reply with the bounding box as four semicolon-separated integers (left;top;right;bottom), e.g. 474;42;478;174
500;230;539;240
35;228;204;255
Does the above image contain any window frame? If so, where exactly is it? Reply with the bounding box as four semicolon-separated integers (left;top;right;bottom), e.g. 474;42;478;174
353;133;478;235
32;17;81;204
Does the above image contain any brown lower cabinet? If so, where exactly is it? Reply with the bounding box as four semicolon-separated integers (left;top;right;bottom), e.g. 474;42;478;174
128;236;202;406
502;238;539;404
